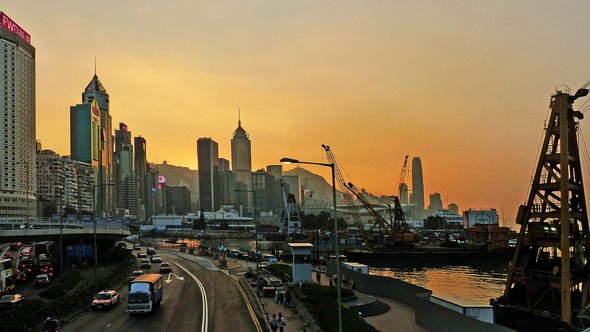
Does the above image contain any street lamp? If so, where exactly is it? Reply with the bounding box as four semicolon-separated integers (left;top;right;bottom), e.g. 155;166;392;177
16;161;30;223
92;182;115;286
235;188;260;295
280;157;342;332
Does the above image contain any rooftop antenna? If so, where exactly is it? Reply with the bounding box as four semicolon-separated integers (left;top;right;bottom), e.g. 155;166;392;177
94;57;96;76
238;105;241;126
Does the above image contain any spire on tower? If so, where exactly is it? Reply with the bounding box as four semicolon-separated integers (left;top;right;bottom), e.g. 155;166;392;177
238;106;241;127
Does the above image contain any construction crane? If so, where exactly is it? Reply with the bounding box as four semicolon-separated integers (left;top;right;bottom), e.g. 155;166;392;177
397;155;409;198
280;179;303;241
345;182;418;245
321;144;366;238
492;86;590;331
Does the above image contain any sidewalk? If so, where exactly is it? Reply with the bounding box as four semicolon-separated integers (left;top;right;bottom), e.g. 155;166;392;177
212;256;309;331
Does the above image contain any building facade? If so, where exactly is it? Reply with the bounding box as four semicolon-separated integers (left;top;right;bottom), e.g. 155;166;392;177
166;186;191;215
0;14;36;218
410;157;425;218
134;136;147;221
197;138;219;211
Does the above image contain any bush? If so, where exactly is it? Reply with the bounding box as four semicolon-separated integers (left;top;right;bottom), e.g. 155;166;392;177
265;263;292;281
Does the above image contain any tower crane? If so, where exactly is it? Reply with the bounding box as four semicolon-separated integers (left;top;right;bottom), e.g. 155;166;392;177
397;155;409;197
321;144;367;239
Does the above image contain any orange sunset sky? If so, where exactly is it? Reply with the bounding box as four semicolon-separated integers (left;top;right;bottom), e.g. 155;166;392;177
5;1;590;228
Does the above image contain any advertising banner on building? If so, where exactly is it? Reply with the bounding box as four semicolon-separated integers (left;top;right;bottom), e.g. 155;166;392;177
0;12;31;44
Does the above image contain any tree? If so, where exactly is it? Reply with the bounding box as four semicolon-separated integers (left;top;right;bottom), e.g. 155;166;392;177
42;202;57;218
63;204;77;218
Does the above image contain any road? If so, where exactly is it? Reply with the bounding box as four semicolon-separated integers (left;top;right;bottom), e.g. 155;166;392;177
61;249;260;332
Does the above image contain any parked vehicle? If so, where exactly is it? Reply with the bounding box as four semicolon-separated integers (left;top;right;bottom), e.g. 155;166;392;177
262;254;278;264
150;255;162;263
33;274;50;287
159;263;172;273
140;259;151;269
129;270;144;282
127;274;163;314
91;290;120;310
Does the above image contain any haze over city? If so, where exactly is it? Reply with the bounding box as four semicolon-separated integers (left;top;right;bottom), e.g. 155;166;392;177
7;1;590;226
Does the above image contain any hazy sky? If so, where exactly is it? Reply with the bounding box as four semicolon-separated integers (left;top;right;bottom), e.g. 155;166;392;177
5;1;590;226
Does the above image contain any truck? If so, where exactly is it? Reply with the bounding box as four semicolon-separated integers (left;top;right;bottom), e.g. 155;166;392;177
126;274;163;314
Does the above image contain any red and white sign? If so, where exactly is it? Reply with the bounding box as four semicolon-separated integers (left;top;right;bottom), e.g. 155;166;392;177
158;176;167;184
0;12;31;44
92;107;100;116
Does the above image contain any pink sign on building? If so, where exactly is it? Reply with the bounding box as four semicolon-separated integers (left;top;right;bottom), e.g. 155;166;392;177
0;12;31;44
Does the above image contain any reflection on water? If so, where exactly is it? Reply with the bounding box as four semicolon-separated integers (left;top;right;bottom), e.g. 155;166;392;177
370;261;509;304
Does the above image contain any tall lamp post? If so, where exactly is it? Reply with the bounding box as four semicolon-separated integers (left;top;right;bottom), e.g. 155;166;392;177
235;188;259;295
280;157;342;332
92;182;115;286
16;161;30;223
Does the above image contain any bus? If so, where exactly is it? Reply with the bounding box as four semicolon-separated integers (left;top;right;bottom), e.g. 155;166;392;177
0;259;15;295
127;274;163;314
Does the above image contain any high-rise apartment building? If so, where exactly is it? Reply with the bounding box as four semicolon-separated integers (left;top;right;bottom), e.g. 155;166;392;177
166;186;191;215
399;183;409;205
231;118;252;211
197;138;219;211
134;136;147;221
410;157;425;218
82;73;114;216
448;203;459;215
145;163;158;220
0;13;36;217
216;158;234;206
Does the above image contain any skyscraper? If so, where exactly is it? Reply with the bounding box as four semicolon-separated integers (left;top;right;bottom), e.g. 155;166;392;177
399;182;409;205
82;73;114;216
231;115;252;211
0;13;36;218
411;157;425;218
428;192;443;215
115;123;135;217
134;136;147;221
70;99;102;207
197;138;219;211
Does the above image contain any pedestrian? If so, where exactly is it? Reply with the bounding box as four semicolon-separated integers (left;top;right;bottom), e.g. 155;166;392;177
269;313;278;332
316;271;321;284
329;277;333;287
278;312;286;332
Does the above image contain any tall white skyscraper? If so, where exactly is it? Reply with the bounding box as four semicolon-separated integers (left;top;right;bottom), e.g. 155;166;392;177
0;12;36;217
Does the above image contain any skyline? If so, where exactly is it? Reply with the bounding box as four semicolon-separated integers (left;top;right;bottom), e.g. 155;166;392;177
6;1;590;226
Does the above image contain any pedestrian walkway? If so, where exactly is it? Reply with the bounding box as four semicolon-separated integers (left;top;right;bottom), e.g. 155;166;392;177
315;270;430;332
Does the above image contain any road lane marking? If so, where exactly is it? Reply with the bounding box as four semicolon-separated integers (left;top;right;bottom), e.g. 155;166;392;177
106;323;111;328
171;260;209;332
234;276;263;332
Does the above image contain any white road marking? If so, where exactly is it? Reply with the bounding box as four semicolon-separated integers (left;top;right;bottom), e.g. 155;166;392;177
106;323;111;328
171;260;209;332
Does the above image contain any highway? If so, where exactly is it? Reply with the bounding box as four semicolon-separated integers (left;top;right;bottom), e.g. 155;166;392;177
61;249;260;332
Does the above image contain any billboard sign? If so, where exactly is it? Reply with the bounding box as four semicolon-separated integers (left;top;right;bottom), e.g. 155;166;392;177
158;175;166;184
119;123;128;132
0;12;31;44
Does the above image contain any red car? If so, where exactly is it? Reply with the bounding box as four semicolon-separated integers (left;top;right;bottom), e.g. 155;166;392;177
91;290;120;310
15;272;27;283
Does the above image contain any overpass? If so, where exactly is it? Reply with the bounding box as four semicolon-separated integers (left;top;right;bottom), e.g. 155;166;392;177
0;220;130;242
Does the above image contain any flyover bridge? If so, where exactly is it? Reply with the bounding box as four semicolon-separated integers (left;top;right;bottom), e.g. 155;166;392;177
0;220;130;242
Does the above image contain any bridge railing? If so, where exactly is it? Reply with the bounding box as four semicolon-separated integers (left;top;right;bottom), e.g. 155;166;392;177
0;219;128;231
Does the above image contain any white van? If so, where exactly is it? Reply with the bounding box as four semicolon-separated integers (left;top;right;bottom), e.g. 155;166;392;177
262;254;278;264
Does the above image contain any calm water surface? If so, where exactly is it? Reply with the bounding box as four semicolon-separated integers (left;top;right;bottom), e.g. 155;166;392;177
369;262;509;304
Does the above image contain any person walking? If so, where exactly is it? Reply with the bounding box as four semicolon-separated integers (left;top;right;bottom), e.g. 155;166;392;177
316;271;321;284
278;312;286;332
269;313;278;332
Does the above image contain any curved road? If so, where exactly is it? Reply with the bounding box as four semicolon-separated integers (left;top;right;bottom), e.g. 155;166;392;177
61;250;260;332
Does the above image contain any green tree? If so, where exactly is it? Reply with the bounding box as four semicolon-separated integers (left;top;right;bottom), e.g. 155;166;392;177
42;202;57;218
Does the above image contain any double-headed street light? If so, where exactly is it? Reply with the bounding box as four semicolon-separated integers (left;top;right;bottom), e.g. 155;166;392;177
280;157;342;332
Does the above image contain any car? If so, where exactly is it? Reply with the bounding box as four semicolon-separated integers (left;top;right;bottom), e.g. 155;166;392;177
18;262;33;275
91;290;120;310
0;294;25;311
146;247;156;255
133;243;141;250
140;259;151;269
15;271;27;284
262;254;278;264
2;252;12;259
38;261;55;278
159;263;172;273
33;274;50;287
9;242;21;251
129;270;144;282
137;252;147;259
150;255;162;263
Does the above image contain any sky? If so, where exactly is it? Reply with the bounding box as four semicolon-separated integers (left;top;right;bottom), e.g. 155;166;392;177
5;1;590;227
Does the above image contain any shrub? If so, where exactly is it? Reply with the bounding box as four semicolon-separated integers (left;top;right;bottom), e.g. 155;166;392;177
265;263;292;281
